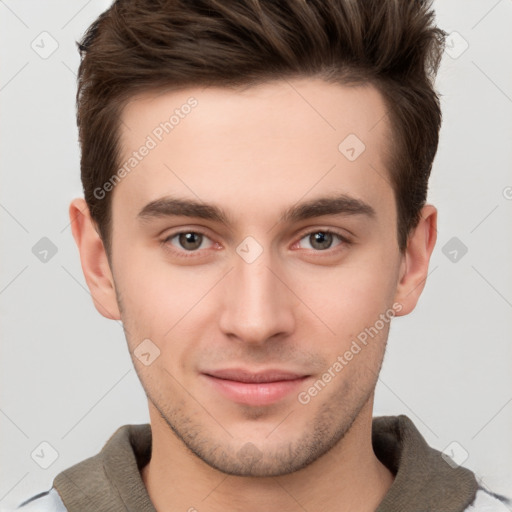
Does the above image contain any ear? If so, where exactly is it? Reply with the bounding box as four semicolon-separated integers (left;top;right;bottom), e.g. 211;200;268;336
69;198;121;320
394;204;437;316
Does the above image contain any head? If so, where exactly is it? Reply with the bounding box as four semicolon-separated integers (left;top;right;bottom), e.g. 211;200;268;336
71;0;445;477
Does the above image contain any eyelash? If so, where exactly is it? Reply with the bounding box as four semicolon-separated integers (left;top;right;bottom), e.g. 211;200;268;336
160;228;351;258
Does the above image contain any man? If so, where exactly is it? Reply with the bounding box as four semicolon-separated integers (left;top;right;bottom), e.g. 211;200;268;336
13;0;510;510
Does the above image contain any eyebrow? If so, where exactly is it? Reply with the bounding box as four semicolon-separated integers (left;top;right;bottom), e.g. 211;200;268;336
137;194;375;226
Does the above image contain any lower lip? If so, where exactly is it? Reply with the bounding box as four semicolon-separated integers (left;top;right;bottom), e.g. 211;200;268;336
203;375;308;406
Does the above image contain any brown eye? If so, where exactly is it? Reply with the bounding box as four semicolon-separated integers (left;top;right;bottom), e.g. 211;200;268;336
310;232;333;250
297;230;345;251
164;231;214;253
178;232;203;250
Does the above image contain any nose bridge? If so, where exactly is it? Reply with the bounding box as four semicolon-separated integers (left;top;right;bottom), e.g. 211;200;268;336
218;240;295;343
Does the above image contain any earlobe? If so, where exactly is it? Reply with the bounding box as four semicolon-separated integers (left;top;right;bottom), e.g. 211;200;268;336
69;198;121;320
394;205;437;316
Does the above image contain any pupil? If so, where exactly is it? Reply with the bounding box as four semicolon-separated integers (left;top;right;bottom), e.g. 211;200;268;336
180;232;201;250
312;232;332;250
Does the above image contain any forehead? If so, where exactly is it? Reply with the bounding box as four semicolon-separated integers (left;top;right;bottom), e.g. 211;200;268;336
114;78;393;226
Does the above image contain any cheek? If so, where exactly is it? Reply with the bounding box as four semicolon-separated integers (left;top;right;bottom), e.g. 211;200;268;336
300;264;399;372
313;260;398;329
113;253;219;374
114;248;203;321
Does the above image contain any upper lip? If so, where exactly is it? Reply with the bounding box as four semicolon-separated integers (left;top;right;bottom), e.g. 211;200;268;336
204;369;308;383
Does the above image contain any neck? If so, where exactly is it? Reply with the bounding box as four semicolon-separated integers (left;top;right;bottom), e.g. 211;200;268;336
141;399;394;512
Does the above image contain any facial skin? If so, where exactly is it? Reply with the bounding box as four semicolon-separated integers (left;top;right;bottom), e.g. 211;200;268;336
70;78;436;511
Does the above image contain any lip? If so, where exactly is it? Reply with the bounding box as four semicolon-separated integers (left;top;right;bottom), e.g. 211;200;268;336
202;369;310;406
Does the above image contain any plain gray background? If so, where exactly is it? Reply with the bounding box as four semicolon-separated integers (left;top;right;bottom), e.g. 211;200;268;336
1;0;511;508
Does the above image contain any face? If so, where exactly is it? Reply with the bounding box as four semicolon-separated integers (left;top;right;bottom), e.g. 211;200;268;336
105;78;406;476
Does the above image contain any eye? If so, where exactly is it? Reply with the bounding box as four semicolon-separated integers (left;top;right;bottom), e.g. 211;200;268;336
163;231;215;253
296;230;347;251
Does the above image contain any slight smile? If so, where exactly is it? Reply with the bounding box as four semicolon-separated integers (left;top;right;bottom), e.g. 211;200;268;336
202;369;311;406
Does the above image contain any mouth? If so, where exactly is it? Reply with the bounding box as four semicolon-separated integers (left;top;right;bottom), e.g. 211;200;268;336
201;369;310;406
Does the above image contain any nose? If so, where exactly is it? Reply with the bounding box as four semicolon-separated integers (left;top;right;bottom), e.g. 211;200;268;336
218;247;296;346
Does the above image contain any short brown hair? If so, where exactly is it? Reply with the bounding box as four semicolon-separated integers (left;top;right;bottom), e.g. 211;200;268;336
76;0;446;254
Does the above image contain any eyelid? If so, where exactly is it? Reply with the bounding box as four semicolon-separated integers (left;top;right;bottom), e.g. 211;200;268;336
162;227;212;242
295;226;352;243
